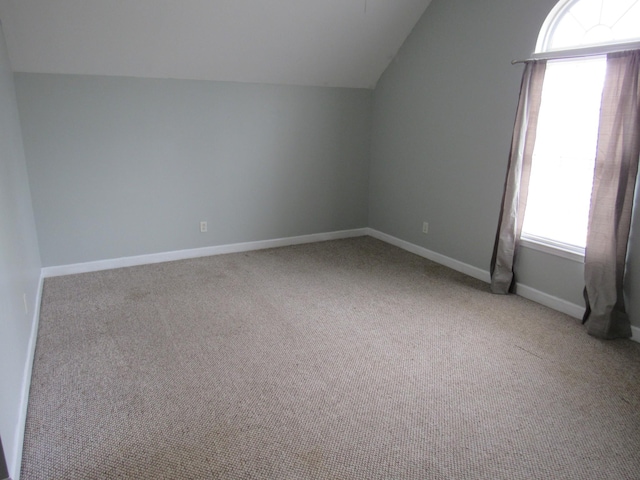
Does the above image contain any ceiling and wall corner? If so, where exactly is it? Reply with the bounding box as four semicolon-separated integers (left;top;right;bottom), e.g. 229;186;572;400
0;0;433;89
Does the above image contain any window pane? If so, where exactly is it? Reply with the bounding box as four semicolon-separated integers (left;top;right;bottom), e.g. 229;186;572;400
521;57;606;248
568;0;602;30
600;0;639;27
610;1;640;41
549;14;587;50
541;0;640;51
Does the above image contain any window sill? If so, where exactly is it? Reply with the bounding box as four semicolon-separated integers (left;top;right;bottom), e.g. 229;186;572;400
520;235;585;263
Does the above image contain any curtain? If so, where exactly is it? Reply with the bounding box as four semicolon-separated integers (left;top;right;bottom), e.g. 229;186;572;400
490;61;547;294
583;50;640;339
0;435;8;480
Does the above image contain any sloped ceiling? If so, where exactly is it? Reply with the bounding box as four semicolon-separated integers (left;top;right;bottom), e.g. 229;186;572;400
0;0;432;89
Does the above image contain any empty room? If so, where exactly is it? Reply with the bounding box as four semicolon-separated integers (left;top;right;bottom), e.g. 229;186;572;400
1;0;640;478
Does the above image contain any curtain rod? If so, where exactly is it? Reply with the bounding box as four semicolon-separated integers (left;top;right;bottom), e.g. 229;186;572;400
512;42;640;65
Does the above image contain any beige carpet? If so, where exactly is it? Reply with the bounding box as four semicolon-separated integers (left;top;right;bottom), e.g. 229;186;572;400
21;237;640;479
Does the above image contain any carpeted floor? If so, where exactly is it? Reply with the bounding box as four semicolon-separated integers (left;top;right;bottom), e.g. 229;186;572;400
21;237;640;479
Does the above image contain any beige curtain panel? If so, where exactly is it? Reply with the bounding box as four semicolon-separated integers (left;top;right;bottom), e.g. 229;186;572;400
583;50;640;339
490;61;546;294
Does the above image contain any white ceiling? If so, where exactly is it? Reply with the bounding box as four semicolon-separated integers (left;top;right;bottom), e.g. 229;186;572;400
0;0;432;89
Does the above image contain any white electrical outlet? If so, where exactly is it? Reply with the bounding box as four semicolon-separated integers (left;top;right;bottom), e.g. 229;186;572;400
200;221;208;233
422;222;429;234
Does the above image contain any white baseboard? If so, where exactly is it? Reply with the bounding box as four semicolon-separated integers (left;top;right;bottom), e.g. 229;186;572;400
362;229;640;341
11;273;44;480
42;228;369;278
365;228;491;283
41;226;640;344
509;283;640;343
514;283;585;319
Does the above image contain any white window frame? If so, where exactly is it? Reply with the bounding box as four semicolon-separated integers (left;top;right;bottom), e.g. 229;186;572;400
520;234;585;263
520;0;640;262
536;0;640;54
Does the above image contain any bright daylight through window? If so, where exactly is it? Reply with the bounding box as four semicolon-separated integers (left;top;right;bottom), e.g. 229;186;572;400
520;0;640;255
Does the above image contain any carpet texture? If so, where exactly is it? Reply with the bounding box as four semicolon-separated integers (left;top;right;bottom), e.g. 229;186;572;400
21;237;640;479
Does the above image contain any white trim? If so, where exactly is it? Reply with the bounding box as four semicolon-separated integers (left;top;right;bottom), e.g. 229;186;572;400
365;229;491;283
365;229;599;320
532;42;640;60
366;229;640;344
535;0;574;53
11;272;44;480
513;282;585;319
42;229;369;277
519;236;584;263
534;42;640;61
38;227;640;340
535;0;640;54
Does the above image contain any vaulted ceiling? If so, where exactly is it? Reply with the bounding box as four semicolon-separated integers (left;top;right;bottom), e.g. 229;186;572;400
0;0;432;89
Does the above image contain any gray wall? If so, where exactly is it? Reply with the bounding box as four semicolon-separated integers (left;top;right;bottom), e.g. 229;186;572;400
0;22;42;479
626;190;640;330
15;74;372;267
370;0;557;267
369;0;640;328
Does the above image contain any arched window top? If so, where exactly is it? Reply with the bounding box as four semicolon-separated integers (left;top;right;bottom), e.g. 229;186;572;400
536;0;640;53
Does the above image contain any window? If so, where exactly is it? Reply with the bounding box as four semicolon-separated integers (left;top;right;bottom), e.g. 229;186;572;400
520;0;640;258
538;0;640;52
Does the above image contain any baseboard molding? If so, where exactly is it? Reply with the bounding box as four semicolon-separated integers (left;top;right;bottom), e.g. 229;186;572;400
11;272;44;480
514;283;585;320
42;228;369;278
362;229;639;341
510;284;639;343
365;228;491;283
40;226;640;340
